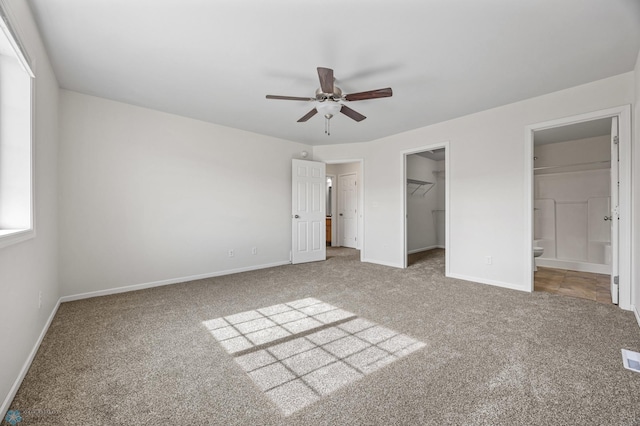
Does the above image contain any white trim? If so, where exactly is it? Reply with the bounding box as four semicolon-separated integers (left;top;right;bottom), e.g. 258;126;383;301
401;142;450;273
3;261;295;417
524;105;632;309
60;261;291;303
0;229;34;248
0;35;35;250
0;0;34;77
1;299;60;419
634;305;640;330
535;258;610;275
337;171;358;250
448;273;529;293
362;257;403;269
29;66;36;236
408;246;443;255
326;173;337;247
525;126;535;291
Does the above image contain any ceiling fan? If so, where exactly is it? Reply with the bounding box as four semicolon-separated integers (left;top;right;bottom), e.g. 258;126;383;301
266;67;392;135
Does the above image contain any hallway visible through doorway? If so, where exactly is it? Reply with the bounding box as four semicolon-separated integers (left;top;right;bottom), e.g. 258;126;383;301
326;161;362;251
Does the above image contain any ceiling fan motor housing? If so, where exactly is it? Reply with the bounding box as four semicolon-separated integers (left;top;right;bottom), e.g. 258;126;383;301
315;86;342;101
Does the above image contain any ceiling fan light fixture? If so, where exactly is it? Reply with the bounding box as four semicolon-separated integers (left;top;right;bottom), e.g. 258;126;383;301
316;101;341;118
315;101;342;136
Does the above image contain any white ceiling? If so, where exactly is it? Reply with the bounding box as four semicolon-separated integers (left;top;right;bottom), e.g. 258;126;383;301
27;0;640;146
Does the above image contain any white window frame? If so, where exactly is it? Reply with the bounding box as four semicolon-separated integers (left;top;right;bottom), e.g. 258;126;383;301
0;1;35;249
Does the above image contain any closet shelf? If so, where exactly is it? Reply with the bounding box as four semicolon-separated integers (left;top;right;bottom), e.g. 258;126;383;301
533;160;611;173
407;178;435;196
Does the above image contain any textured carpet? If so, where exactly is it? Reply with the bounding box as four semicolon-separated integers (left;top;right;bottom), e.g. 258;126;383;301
4;248;640;425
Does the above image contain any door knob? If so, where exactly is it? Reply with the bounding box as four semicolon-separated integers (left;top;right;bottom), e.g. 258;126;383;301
294;214;300;218
604;216;612;221
339;213;343;216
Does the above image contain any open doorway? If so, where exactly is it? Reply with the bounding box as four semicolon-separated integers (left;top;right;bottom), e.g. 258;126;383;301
532;118;613;304
325;174;335;246
525;106;631;309
326;160;364;261
403;144;449;270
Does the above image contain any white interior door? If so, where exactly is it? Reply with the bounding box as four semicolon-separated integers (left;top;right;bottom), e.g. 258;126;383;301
292;159;326;264
610;117;619;304
338;173;357;248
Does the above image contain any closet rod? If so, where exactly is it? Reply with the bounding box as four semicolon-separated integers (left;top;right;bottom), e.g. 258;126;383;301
533;160;610;171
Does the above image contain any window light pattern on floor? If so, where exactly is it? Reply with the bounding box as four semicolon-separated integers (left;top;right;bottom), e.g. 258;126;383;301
203;298;426;415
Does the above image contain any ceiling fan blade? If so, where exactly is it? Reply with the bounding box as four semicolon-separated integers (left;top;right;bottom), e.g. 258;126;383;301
344;87;393;102
317;67;334;93
297;108;318;122
340;105;366;122
266;95;315;101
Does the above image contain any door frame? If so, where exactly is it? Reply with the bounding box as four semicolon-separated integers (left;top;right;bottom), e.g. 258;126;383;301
337;172;358;249
402;142;450;270
326;173;337;246
524;105;632;310
326;159;364;261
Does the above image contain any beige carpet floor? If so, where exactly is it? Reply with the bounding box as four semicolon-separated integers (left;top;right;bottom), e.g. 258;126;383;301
4;248;640;425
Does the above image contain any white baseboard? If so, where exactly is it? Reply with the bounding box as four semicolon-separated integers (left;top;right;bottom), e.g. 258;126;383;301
362;258;404;269
60;260;291;303
447;272;529;293
408;246;441;254
3;260;294;418
363;247;445;268
1;299;60;419
634;305;640;330
536;258;610;275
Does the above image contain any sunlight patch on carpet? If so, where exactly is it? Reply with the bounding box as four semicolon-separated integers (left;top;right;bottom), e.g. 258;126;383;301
202;298;426;415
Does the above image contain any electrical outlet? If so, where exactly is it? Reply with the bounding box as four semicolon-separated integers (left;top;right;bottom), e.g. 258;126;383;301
252;247;257;255
38;291;42;309
228;249;234;257
486;256;492;265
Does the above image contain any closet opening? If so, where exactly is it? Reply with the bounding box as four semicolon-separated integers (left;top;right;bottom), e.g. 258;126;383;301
402;144;449;272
